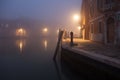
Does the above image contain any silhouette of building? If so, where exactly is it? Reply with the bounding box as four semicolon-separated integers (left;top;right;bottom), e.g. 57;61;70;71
81;0;120;45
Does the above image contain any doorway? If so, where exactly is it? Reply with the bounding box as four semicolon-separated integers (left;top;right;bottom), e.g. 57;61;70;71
107;17;115;43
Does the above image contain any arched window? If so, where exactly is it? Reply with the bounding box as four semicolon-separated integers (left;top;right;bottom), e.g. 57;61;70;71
98;21;102;33
90;23;94;33
97;0;103;9
90;5;94;17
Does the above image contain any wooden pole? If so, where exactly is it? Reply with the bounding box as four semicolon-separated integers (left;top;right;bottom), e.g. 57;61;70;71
53;29;64;60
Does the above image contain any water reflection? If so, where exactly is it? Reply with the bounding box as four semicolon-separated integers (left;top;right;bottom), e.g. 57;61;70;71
43;40;48;50
16;39;26;53
53;60;62;80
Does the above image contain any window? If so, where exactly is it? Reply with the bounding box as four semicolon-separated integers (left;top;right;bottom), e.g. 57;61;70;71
89;0;94;17
91;23;94;33
90;5;94;17
98;22;102;33
97;0;103;9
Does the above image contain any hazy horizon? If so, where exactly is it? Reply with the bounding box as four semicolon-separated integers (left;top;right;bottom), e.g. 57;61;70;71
0;0;82;23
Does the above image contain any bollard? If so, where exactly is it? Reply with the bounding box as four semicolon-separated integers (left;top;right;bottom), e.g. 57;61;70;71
70;31;73;46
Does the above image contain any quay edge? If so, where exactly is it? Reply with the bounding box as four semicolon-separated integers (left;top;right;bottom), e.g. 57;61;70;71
61;45;120;79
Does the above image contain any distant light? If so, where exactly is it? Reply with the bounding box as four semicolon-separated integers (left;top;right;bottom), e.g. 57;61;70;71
43;28;48;32
73;14;80;21
18;28;23;33
57;29;59;34
78;26;81;30
16;28;26;36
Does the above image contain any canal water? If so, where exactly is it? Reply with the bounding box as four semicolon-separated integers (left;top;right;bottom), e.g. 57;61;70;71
0;37;84;80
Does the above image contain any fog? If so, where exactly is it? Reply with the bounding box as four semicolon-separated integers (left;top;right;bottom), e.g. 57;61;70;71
0;0;82;37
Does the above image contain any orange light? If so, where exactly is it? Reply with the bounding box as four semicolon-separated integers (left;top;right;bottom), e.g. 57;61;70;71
16;28;26;36
18;28;23;33
16;40;26;53
73;14;80;21
19;41;23;52
43;28;48;32
78;26;81;30
44;40;48;50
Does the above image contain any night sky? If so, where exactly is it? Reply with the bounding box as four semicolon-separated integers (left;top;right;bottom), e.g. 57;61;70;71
0;0;82;34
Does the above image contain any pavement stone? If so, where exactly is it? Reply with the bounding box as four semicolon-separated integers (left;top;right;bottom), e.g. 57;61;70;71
62;39;120;59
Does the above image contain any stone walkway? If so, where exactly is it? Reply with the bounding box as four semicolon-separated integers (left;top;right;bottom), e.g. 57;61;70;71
62;38;120;59
62;38;120;68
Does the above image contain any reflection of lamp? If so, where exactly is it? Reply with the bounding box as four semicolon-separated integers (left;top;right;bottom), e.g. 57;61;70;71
19;41;23;52
44;40;48;50
16;39;26;53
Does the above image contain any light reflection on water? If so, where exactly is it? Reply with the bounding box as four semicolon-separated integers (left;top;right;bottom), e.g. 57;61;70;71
0;37;63;80
0;37;82;80
15;38;49;54
16;39;26;53
43;40;48;51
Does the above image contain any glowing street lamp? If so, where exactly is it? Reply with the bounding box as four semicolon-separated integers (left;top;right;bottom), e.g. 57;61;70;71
57;29;59;35
43;28;48;32
78;26;81;30
73;14;80;22
73;14;81;38
16;28;26;36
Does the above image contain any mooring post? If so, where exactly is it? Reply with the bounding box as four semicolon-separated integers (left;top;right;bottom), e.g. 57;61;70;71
70;31;73;46
53;29;64;60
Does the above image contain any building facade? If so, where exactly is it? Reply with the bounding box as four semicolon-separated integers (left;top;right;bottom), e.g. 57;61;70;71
81;0;120;45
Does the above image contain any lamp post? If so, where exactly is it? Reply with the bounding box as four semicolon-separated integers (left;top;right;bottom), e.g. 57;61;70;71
78;26;82;38
73;14;81;38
